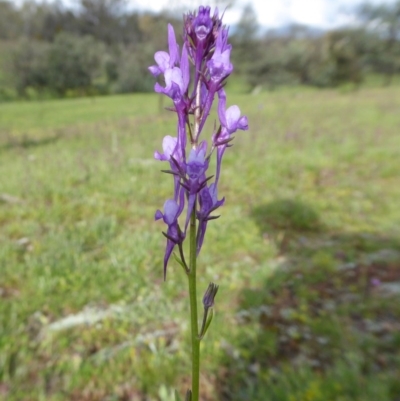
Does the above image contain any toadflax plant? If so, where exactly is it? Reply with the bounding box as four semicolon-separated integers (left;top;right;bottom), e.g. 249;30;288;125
149;6;248;401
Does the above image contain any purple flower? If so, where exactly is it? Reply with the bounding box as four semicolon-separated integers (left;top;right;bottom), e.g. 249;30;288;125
155;135;184;200
207;31;233;84
197;183;224;253
183;6;221;55
155;192;185;279
213;89;248;183
218;91;248;134
370;278;381;287
184;7;226;98
150;6;248;278
193;6;213;42
154;66;187;102
154;135;179;162
150;26;189;106
186;146;208;180
183;145;209;230
148;24;179;76
198;183;224;217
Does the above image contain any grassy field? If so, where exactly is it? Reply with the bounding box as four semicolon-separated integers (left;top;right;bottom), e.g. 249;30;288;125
1;86;400;401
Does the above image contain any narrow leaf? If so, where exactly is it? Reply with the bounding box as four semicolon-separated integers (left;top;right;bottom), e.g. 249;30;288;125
174;389;182;401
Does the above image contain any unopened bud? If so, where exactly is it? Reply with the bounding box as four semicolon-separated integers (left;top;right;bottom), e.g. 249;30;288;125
203;282;219;309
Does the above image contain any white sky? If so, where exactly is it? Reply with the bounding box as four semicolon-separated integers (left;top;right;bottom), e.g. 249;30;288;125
128;0;397;29
12;0;397;29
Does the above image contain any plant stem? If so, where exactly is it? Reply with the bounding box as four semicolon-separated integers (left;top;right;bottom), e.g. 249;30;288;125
188;206;200;401
194;80;202;145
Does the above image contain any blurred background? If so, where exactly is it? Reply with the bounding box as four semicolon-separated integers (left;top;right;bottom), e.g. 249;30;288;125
1;0;400;98
1;1;400;401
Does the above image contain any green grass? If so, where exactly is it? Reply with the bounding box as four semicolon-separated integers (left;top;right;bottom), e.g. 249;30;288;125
0;86;400;400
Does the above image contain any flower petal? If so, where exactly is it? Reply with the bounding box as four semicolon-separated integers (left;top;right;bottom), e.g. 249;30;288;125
217;89;227;127
148;65;161;77
181;44;190;92
163;199;179;225
238;116;249;131
155;209;163;220
162;135;178;160
154;51;170;72
168;24;179;65
225;105;241;131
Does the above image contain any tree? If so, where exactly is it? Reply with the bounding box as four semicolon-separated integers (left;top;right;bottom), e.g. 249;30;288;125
358;1;400;84
0;1;22;39
231;3;260;78
76;0;129;44
10;39;50;96
321;29;365;87
46;32;106;95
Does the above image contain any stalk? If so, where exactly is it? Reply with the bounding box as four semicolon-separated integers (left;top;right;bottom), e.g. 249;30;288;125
150;10;248;401
188;206;200;401
187;75;202;401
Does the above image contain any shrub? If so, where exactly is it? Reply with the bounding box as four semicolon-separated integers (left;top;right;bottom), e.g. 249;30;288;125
46;32;106;95
9;38;50;96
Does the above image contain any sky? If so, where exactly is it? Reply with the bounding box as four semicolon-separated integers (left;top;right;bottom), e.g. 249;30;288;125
13;0;397;29
126;0;397;29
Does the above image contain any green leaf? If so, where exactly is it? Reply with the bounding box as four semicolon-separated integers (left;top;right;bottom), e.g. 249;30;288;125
174;389;182;401
173;252;188;273
199;308;214;339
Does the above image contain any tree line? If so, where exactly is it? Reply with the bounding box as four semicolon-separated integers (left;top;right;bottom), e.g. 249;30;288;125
232;2;400;90
0;0;183;99
0;0;400;100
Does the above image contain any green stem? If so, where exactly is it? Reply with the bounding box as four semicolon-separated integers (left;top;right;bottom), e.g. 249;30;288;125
188;206;200;401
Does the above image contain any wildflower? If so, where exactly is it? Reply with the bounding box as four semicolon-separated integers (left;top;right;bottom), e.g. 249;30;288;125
207;32;233;84
217;89;249;134
183;6;223;85
186;145;208;179
148;24;179;76
183;146;209;229
213;89;248;183
370;277;381;287
154;192;185;279
154;135;179;162
150;7;248;401
197;184;224;253
154;135;184;200
151;7;248;276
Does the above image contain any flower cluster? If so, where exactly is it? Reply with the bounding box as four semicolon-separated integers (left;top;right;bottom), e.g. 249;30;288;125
150;6;248;279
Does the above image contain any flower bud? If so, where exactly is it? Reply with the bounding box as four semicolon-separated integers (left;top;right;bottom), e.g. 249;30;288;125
203;282;219;309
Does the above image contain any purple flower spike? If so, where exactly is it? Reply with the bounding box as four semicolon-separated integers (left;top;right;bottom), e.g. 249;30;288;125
150;6;248;278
